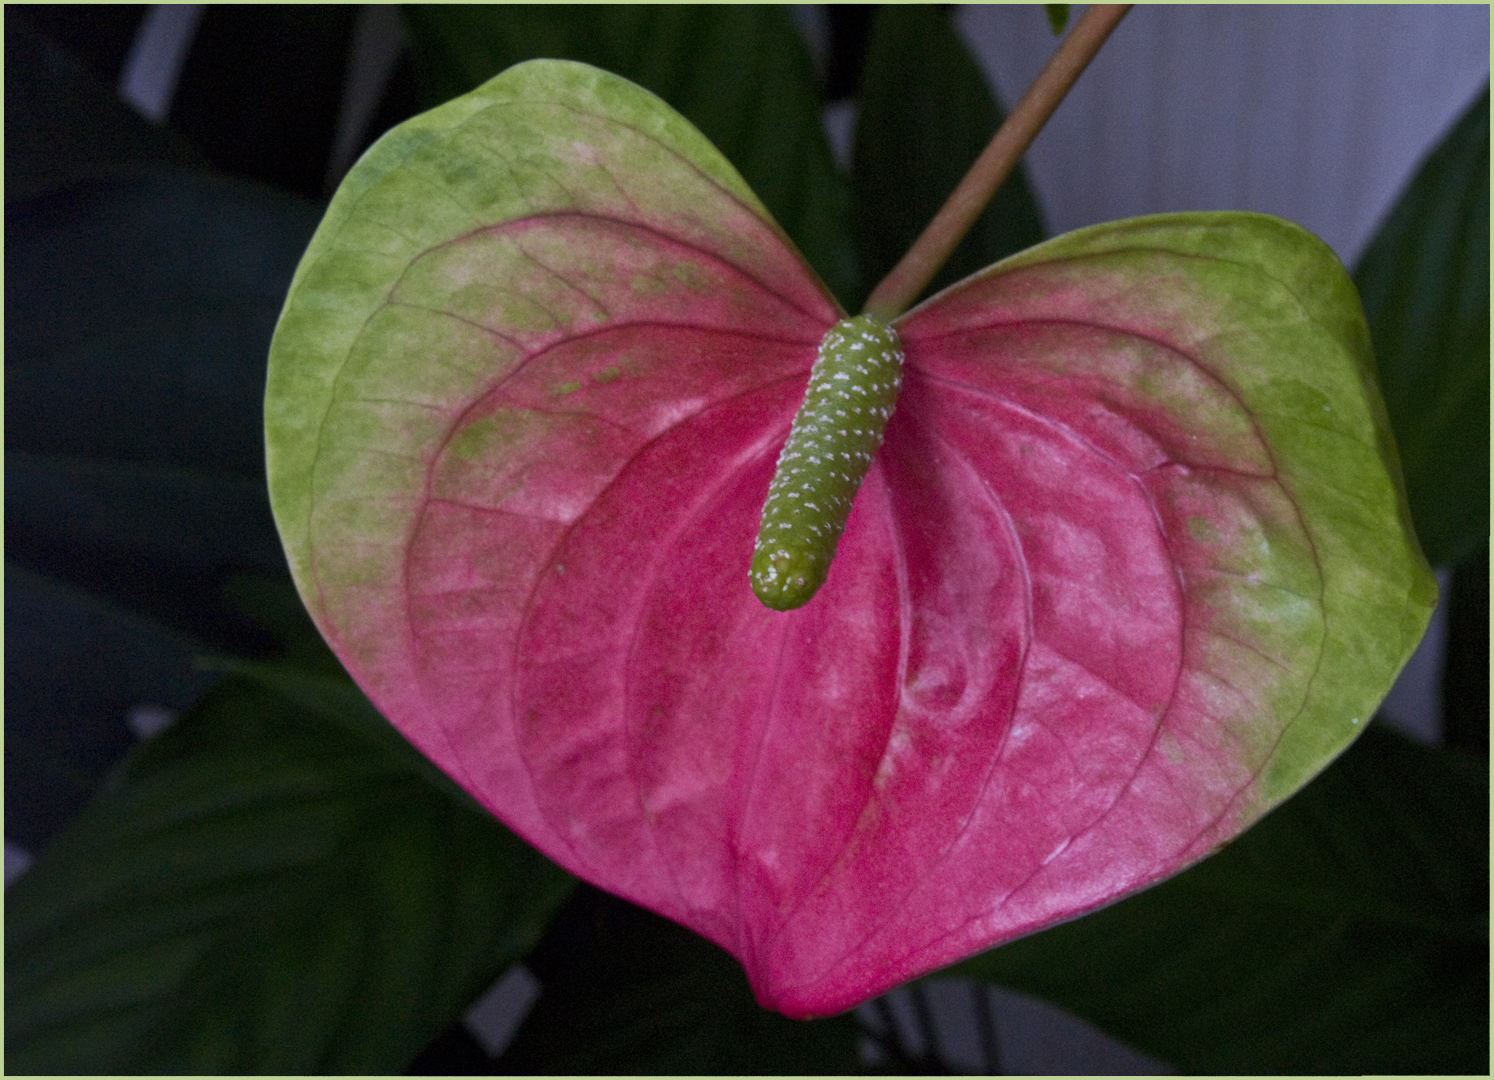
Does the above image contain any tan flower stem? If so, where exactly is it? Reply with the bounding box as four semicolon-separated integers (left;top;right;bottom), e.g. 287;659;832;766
861;4;1133;323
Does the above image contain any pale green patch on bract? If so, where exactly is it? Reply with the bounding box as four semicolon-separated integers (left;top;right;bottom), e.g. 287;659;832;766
445;412;537;464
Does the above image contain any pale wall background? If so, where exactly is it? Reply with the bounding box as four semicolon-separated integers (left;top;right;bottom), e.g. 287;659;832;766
956;4;1489;270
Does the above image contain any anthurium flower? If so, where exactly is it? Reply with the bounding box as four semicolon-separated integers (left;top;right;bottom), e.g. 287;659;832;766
265;60;1435;1017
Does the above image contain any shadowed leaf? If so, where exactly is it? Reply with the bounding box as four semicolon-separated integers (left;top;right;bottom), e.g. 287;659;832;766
4;673;574;1074
950;722;1488;1074
1353;86;1488;569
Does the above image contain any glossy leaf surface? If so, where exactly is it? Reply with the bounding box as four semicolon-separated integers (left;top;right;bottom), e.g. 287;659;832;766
4;670;574;1074
951;721;1488;1074
6;108;320;838
1353;86;1488;569
266;60;1435;1015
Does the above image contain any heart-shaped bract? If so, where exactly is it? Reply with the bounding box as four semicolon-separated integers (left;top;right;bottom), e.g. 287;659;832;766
266;60;1435;1017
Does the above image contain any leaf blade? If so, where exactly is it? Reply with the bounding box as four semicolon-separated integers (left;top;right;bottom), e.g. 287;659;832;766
949;723;1488;1074
4;673;575;1074
1353;86;1489;569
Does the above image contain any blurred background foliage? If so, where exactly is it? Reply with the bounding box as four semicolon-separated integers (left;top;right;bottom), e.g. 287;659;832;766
6;5;1487;1074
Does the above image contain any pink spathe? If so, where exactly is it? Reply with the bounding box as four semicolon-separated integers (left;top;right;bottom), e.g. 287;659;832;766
268;62;1432;1020
331;249;1290;1016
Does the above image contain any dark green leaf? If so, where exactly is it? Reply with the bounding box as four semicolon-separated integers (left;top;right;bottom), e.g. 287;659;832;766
1045;5;1071;35
1443;541;1489;755
4;562;218;849
5;674;575;1074
4;12;203;204
6;452;288;648
5;169;319;477
213;657;481;813
220;571;346;674
399;4;857;306
852;5;1045;309
6;165;320;653
497;885;864;1074
167;6;361;200
948;723;1488;1074
218;573;342;666
1353;86;1489;569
